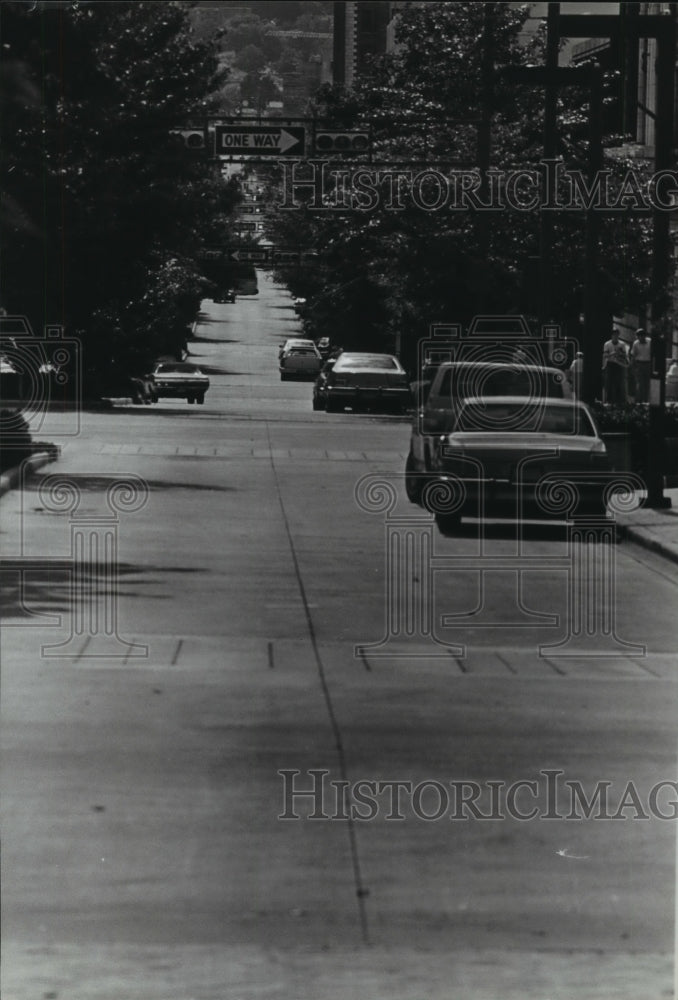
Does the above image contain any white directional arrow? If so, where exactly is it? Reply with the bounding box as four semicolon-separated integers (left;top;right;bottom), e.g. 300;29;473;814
279;128;301;154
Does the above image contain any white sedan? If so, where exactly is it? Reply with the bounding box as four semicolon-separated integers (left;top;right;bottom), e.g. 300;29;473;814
150;362;210;404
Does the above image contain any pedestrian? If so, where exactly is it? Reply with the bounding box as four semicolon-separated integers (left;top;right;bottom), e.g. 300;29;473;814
667;359;678;402
568;351;584;397
630;327;651;403
602;328;629;405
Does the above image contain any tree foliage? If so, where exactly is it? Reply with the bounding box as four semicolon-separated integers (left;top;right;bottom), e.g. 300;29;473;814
1;1;237;394
264;2;653;369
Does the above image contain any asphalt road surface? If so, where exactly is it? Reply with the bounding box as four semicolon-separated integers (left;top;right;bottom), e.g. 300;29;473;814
2;270;678;1000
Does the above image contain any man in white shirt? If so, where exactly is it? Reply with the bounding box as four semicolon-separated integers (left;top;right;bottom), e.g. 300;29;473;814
602;328;629;405
630;327;651;403
568;351;584;397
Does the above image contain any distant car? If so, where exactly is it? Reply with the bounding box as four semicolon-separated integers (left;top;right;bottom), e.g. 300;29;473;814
312;358;336;410
405;361;571;504
279;337;316;360
323;352;412;414
293;297;307;315
280;343;322;381
150;361;210;404
425;396;610;531
214;288;236;304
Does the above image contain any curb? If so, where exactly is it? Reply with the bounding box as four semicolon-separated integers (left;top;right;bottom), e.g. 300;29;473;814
616;522;678;566
0;451;60;500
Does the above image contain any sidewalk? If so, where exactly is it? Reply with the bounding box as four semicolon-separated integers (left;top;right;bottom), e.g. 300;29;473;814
615;486;678;565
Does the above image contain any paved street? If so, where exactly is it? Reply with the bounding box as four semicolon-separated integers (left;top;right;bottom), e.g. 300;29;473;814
2;271;678;1000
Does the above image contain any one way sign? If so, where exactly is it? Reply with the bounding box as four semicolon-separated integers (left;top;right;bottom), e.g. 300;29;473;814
215;125;305;157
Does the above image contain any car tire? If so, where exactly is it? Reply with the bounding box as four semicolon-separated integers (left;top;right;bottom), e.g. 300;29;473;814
312;396;323;411
196;394;205;404
405;453;425;505
435;512;462;535
187;395;195;404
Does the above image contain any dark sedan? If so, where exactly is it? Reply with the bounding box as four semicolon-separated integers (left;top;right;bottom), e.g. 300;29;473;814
426;396;610;531
323;353;412;414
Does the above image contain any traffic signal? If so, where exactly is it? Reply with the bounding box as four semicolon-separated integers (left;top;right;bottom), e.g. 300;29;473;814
313;130;370;155
170;128;209;151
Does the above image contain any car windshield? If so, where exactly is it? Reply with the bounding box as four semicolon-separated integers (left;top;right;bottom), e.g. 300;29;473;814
156;363;200;374
336;355;399;370
454;400;596;436
288;347;318;355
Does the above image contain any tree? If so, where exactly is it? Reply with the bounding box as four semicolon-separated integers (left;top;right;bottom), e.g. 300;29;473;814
1;1;235;394
265;2;653;372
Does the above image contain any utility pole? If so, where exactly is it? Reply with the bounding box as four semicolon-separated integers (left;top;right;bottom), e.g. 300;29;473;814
557;9;676;508
476;2;495;264
539;2;560;329
581;62;605;407
645;6;676;509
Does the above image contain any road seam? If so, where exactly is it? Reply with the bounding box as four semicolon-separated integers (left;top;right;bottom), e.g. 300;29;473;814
264;422;371;946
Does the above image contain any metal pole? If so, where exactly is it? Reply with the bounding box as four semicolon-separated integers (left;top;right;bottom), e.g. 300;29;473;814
476;2;495;262
644;8;676;509
539;2;560;328
582;63;605;405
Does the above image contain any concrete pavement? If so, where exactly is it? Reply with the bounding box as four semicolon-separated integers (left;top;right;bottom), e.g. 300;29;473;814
2;276;677;1000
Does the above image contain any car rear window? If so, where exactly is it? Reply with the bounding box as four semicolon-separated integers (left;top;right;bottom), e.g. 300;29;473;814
335;355;399;370
454;401;595;435
156;363;200;374
434;365;566;403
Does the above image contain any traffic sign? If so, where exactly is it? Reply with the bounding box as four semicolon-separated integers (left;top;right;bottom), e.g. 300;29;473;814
215;125;305;157
229;249;270;263
207;246;323;267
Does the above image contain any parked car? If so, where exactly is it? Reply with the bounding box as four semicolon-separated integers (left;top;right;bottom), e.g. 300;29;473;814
278;337;316;360
279;343;322;381
293;297;307;315
323;353;412;414
405;360;571;504
214;288;236;304
427;396;610;531
150;361;210;404
312;359;336;410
